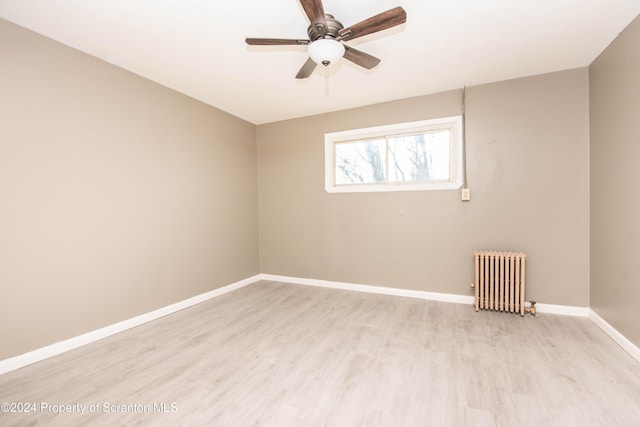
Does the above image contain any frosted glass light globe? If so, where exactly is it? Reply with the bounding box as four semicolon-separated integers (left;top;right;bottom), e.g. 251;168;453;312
308;39;345;66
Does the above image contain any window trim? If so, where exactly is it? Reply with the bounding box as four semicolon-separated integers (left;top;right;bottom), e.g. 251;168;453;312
324;116;463;193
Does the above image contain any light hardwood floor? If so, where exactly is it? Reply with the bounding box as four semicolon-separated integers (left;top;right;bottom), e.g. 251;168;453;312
1;280;640;426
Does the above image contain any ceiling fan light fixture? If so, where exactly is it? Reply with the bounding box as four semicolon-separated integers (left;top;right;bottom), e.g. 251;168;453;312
308;39;345;66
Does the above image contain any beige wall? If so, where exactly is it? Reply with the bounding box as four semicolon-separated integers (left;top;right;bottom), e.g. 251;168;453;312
258;69;590;306
590;15;640;347
0;19;259;359
8;9;636;360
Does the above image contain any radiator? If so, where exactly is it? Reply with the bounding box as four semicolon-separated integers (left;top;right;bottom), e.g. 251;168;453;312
474;251;527;316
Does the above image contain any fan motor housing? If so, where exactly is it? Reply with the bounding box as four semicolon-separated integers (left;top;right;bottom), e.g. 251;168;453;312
307;14;343;40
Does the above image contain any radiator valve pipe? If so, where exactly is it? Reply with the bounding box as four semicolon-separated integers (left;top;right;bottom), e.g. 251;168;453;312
525;301;537;316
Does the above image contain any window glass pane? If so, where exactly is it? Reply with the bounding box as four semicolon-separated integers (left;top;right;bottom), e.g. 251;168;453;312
324;116;462;193
387;130;450;182
335;139;386;185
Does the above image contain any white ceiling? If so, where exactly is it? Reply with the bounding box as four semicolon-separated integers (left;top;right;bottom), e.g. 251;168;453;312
1;0;639;124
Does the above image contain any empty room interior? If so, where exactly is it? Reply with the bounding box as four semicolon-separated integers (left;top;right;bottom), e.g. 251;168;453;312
1;1;640;425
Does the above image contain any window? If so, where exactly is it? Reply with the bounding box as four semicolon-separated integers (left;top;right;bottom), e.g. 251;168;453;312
324;116;463;193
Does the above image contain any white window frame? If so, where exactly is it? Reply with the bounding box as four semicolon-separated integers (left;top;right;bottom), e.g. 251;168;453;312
324;116;463;193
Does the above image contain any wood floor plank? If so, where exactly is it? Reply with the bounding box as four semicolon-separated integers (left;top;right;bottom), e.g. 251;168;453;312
1;280;640;426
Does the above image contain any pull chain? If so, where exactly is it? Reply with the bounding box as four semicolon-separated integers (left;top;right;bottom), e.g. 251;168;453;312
324;66;329;97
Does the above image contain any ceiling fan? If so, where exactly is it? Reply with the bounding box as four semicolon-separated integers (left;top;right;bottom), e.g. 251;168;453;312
245;0;407;79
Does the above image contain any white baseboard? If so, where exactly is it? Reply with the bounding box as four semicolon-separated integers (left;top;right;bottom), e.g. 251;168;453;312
259;274;476;305
589;310;640;364
0;274;261;376
258;274;588;316
534;303;590;317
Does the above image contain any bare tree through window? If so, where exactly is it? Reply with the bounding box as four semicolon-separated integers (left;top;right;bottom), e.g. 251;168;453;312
335;139;385;184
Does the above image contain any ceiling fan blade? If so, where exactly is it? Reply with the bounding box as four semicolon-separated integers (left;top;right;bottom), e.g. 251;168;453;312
246;38;310;46
343;45;381;70
338;6;406;41
296;57;317;79
299;0;327;34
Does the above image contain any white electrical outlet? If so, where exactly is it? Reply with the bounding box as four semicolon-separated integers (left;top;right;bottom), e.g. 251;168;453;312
461;188;471;201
